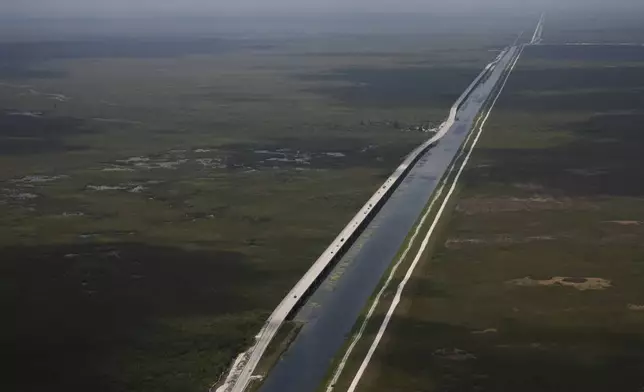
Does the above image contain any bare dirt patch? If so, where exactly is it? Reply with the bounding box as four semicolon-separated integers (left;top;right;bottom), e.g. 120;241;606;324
513;183;545;191
445;238;486;247
507;276;612;291
433;348;477;361
471;328;498;335
565;168;608;177
606;220;642;226
445;235;556;248
456;196;598;215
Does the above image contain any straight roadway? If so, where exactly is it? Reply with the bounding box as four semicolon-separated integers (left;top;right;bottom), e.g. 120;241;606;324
531;13;545;44
216;40;508;392
341;44;525;392
256;45;521;392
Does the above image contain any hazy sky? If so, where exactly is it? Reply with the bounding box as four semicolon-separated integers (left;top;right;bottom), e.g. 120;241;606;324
3;0;642;18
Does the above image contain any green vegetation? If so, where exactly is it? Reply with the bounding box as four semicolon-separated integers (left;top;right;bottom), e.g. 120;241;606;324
334;44;644;392
0;27;513;392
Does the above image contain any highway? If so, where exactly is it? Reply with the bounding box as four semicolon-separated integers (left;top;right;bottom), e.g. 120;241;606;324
215;41;509;392
343;44;525;392
251;46;521;392
531;12;545;44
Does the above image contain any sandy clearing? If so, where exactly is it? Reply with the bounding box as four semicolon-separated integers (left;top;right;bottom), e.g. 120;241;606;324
606;220;642;226
472;328;498;335
507;276;612;291
456;196;598;214
445;235;556;248
433;348;477;361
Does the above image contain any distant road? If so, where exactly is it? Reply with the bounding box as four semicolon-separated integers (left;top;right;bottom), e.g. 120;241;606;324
342;44;525;392
216;24;539;391
257;45;521;392
216;47;508;392
530;12;545;44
